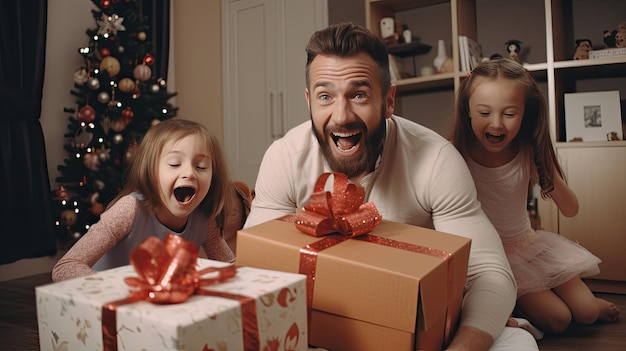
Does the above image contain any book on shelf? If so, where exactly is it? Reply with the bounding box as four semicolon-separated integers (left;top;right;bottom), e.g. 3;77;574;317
459;35;484;72
459;35;469;72
588;47;626;59
466;36;483;70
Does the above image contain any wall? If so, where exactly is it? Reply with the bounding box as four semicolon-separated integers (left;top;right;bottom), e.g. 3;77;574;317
172;1;224;145
328;0;363;26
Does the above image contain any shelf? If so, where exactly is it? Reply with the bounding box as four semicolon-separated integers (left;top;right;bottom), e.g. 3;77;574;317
554;57;626;69
387;41;432;57
394;72;454;93
522;62;548;72
555;140;626;149
553;58;626;79
369;0;449;13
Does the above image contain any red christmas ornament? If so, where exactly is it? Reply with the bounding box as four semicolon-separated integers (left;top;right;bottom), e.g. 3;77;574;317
99;48;110;57
78;104;95;122
111;118;127;132
143;54;154;66
100;0;110;9
55;186;70;201
121;107;134;124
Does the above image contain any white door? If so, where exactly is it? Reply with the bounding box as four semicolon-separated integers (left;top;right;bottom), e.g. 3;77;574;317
222;0;327;188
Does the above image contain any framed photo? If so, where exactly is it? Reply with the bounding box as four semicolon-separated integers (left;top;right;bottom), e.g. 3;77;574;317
564;91;623;141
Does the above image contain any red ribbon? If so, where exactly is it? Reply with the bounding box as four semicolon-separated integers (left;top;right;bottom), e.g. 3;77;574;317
102;233;237;351
294;172;382;237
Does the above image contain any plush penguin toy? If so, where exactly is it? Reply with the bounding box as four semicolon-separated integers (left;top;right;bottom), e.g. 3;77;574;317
505;39;522;63
573;39;592;60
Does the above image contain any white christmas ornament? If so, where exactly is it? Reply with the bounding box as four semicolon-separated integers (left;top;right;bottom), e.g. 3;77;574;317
73;68;89;84
96;13;126;36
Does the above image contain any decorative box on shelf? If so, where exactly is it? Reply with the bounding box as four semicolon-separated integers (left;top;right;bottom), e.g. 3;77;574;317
36;258;308;351
589;47;626;59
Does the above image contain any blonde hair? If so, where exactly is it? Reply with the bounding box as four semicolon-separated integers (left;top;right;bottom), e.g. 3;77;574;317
108;118;235;230
451;58;563;198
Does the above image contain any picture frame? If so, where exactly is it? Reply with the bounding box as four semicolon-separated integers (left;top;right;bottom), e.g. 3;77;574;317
564;90;623;141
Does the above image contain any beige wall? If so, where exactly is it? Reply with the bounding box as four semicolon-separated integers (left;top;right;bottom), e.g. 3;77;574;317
173;1;225;144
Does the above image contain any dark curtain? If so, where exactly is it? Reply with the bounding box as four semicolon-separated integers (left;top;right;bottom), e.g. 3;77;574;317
143;0;170;80
0;0;56;264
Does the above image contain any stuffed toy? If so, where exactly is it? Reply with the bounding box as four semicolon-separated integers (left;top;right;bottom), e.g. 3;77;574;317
603;21;626;48
573;39;592;59
505;39;522;62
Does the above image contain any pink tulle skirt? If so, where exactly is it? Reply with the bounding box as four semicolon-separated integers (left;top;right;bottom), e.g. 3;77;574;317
503;229;601;297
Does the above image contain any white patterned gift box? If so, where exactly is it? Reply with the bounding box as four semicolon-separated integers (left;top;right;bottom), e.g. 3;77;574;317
36;258;308;351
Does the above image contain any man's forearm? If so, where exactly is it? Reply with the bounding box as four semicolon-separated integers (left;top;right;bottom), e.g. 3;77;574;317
445;326;494;351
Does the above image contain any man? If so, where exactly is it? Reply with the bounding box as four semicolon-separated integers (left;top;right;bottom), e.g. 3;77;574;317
245;22;538;351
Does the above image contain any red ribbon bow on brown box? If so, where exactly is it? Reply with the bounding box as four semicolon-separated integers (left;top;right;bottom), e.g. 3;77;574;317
294;172;382;237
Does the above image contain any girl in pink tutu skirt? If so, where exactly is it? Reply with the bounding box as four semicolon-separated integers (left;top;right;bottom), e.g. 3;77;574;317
451;58;620;335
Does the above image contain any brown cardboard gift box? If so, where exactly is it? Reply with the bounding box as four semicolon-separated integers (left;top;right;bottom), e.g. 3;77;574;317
236;218;471;351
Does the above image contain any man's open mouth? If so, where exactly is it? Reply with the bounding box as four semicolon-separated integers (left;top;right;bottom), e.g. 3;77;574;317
174;186;196;204
331;131;362;151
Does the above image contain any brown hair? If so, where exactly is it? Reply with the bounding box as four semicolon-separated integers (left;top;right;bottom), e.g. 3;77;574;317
108;118;234;229
451;58;562;197
305;22;392;97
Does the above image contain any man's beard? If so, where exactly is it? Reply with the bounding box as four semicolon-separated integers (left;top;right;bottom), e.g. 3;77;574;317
312;109;386;180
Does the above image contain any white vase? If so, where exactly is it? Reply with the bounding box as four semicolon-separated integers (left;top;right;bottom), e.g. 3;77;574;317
433;39;448;71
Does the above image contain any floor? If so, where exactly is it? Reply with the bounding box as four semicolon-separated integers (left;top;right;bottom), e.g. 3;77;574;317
536;292;626;351
0;272;624;350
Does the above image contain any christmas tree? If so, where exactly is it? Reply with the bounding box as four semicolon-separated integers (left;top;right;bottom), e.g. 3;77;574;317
52;0;177;247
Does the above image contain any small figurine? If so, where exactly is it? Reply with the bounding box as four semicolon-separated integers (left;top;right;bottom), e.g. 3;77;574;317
380;17;412;46
380;17;395;41
604;30;617;48
402;24;412;44
603;21;626;48
505;39;522;62
573;39;592;60
616;30;626;48
607;131;620;141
